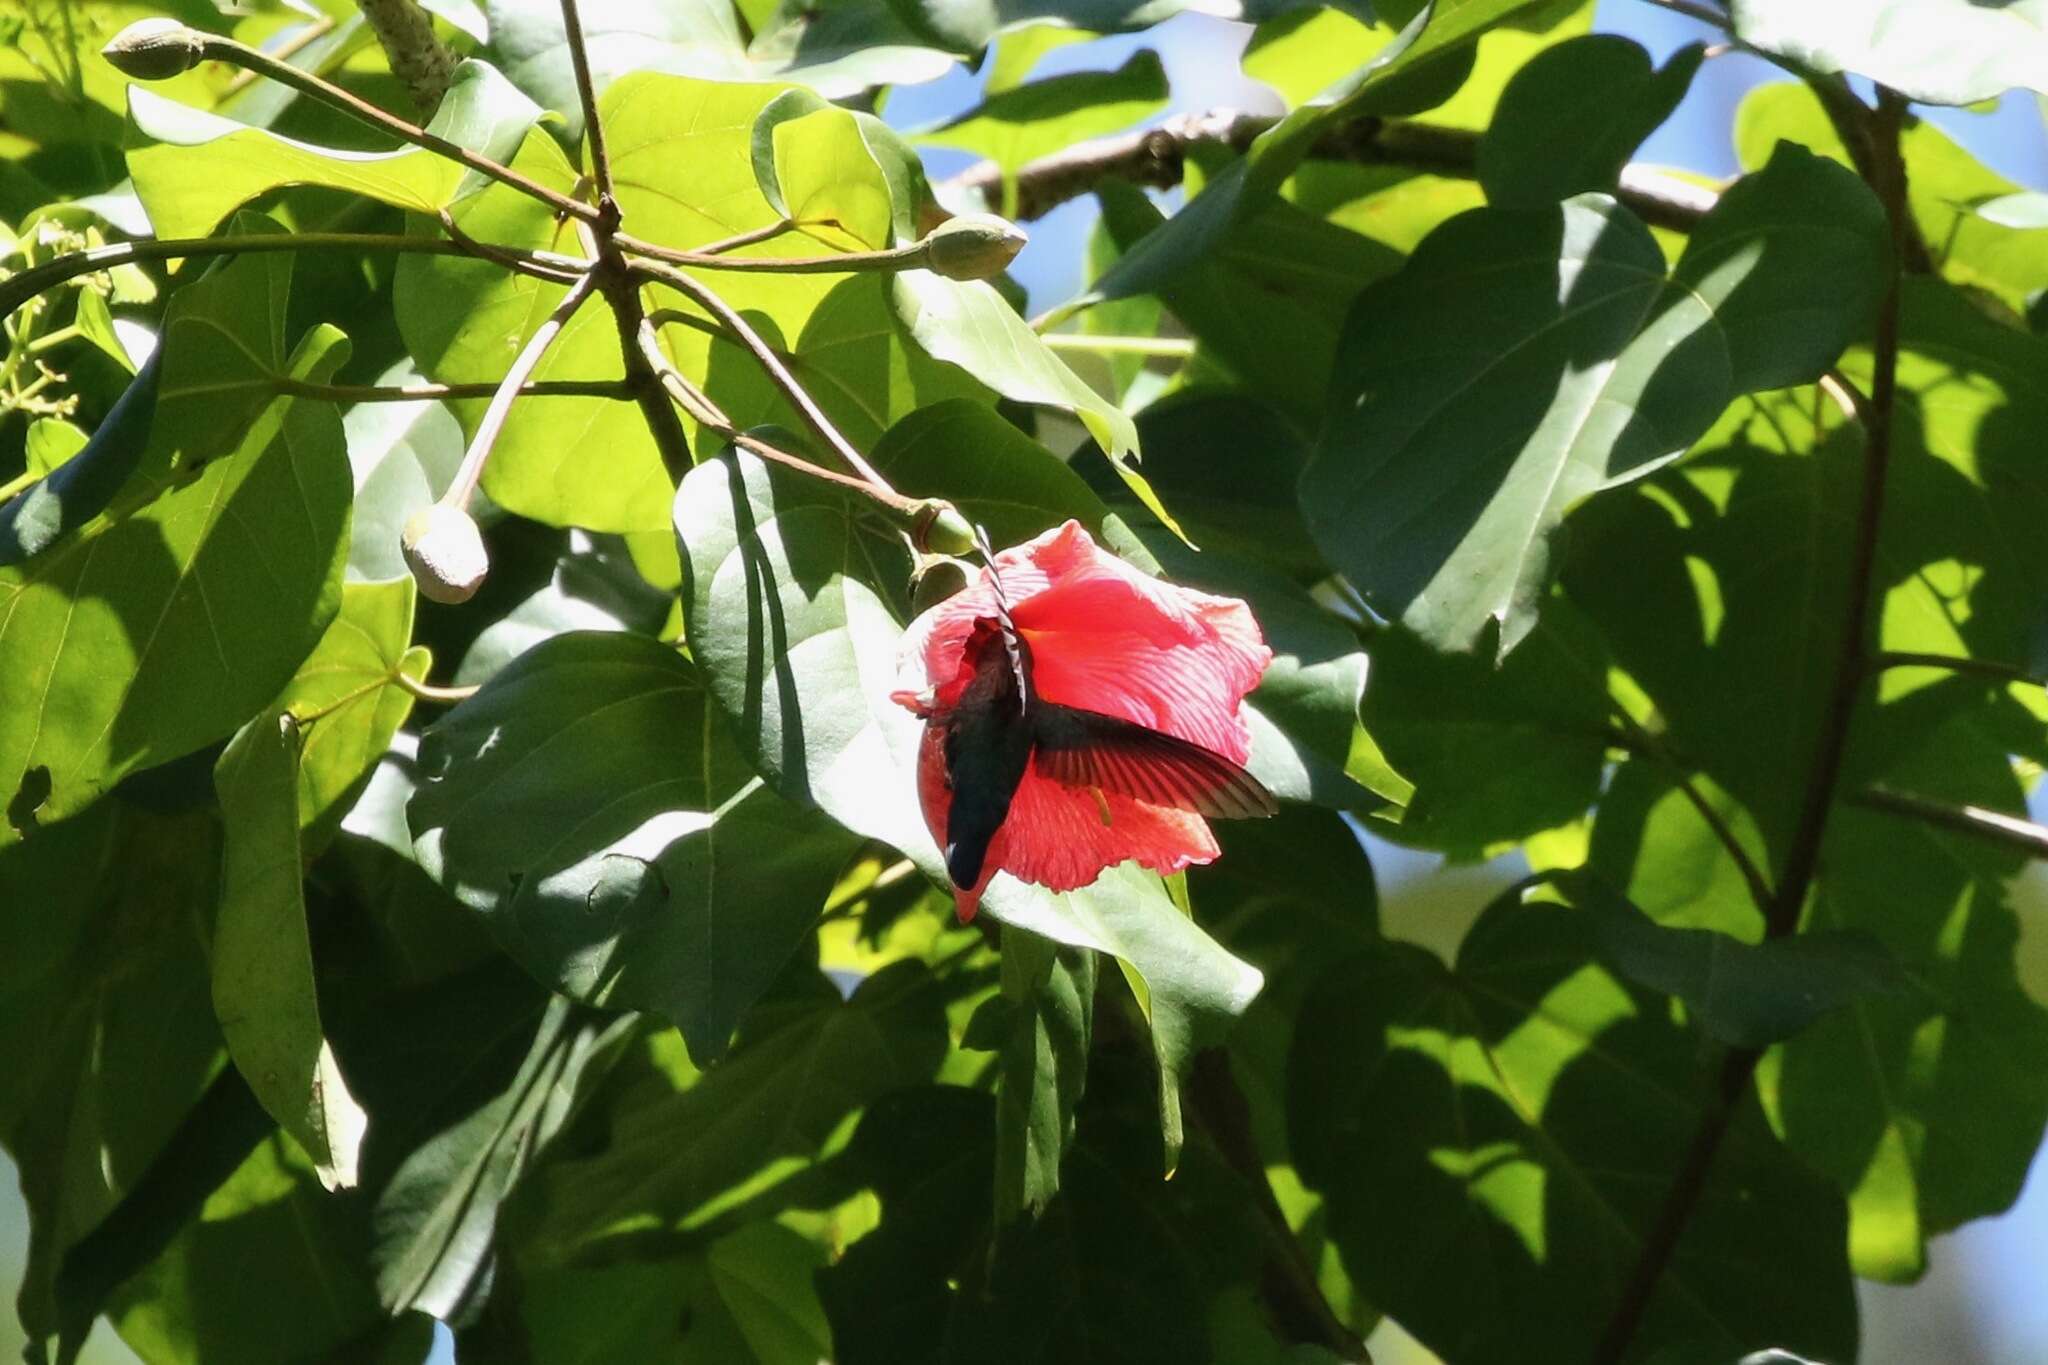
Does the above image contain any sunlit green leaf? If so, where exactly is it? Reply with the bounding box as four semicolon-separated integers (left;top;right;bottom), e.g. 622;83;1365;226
0;236;352;845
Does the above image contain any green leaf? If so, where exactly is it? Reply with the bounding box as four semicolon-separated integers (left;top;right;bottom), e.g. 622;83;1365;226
410;631;859;1062
868;398;1117;548
674;449;1263;1167
516;1222;833;1364
0;803;224;1346
107;1133;396;1365
751;87;934;245
988;926;1095;1222
373;998;632;1318
1289;900;1857;1365
276;578;429;850
916;50;1169;211
1478;35;1701;208
1360;604;1611;855
889;271;1151;505
23;418;88;480
0;235;352;845
523;964;949;1262
212;710;369;1192
127;89;464;240
1302;146;1885;653
1736;81;2048;311
1732;0;2048;106
1093;180;1402;419
1554;873;1907;1048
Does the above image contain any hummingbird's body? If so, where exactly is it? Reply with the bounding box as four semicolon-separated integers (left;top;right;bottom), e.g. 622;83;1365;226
928;606;1277;896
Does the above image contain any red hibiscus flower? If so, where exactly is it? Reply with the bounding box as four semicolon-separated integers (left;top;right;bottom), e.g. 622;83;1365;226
892;520;1277;921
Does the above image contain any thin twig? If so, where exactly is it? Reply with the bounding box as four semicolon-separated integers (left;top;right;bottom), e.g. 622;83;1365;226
634;319;925;518
557;0;617;220
442;271;601;510
1590;87;1915;1365
692;221;798;255
1851;786;2048;859
0;232;479;322
630;258;898;495
1871;651;2045;689
1603;723;1775;921
221;13;334;98
278;377;632;402
436;208;593;284
176;29;597;223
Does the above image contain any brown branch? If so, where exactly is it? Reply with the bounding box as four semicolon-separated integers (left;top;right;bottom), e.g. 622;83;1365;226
558;0;617;220
940;109;1722;230
356;0;456;114
1850;786;2048;860
1590;88;1915;1365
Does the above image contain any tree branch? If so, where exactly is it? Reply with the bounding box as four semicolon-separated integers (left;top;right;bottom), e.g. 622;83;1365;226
356;0;456;114
1590;87;1915;1365
558;0;617;219
1872;650;2045;689
106;22;597;223
1849;786;2048;860
941;109;1722;229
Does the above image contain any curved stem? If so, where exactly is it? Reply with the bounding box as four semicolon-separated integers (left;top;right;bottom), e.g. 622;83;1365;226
188;30;597;223
617;231;930;275
1;232;479;322
436;208;593;284
395;672;480;705
442;270;601;510
692;221;798;256
629;258;896;495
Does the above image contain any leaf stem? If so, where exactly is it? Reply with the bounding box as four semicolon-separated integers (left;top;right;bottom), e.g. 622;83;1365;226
436;208;595;284
691;221;798;255
172;29;598;223
442;270;601;511
1039;333;1196;358
394;671;481;705
630;257;899;496
1850;785;2048;859
1589;86;1914;1365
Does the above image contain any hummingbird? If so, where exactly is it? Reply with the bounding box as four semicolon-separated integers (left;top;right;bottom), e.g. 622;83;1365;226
906;537;1278;898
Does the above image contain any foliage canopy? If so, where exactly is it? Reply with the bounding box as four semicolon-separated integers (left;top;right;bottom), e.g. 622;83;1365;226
4;0;2048;1362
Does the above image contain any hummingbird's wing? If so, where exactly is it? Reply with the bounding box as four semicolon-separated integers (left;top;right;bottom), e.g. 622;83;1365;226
1031;703;1278;820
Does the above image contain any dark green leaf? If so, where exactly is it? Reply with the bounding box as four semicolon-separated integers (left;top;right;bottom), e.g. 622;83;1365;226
1303;146;1883;653
991;927;1096;1222
523;963;949;1263
410;631;860;1061
213;709;368;1191
1288;901;1857;1364
373;998;632;1319
0;352;159;565
1557;873;1907;1047
1478;35;1700;208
